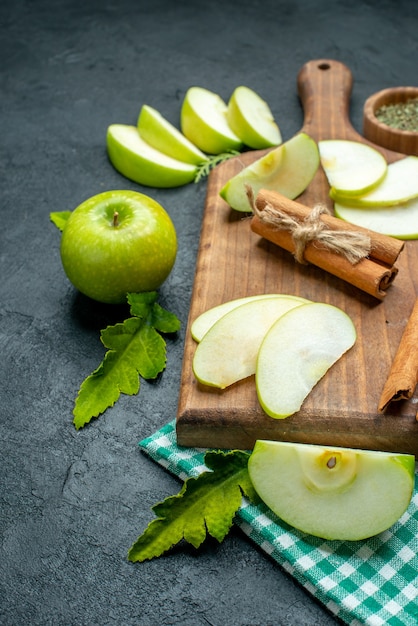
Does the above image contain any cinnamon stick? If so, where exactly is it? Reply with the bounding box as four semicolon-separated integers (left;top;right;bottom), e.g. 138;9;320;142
256;189;404;267
249;188;403;300
378;298;418;413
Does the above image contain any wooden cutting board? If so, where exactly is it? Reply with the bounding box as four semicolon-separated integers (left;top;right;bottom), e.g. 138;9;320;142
176;59;418;455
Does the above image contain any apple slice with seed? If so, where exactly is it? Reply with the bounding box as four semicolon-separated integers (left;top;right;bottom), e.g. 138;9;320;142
319;139;387;196
220;132;319;213
192;295;309;389
137;104;208;165
248;440;415;540
256;302;356;419
227;86;282;149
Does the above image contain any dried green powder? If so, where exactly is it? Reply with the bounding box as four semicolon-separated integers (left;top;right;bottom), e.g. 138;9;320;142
375;97;418;132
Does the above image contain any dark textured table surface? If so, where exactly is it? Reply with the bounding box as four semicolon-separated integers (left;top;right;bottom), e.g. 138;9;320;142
1;1;417;625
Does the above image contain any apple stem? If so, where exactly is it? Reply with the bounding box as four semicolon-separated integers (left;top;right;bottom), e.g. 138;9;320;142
113;211;119;227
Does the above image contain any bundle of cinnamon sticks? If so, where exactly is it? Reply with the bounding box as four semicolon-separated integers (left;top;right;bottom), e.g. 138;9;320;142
248;187;404;301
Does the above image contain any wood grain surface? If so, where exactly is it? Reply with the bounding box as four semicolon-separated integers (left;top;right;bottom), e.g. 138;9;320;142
176;59;418;454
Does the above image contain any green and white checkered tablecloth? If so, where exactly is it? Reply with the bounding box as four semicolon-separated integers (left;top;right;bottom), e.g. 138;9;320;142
139;421;418;626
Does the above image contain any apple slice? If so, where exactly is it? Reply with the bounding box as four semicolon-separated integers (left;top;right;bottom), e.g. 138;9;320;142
191;294;304;342
180;87;244;155
334;196;418;239
248;440;415;540
137;104;208;166
220;132;320;213
330;156;418;207
256;302;356;419
192;295;309;389
107;124;198;188
319;139;387;195
226;86;282;149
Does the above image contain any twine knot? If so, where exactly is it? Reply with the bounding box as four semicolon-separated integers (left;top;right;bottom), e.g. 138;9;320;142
247;186;371;265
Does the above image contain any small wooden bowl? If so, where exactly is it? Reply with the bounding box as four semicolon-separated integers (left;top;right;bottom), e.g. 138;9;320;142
363;86;418;156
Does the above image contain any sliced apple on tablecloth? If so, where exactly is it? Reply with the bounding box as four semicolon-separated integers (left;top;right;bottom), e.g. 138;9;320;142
226;85;282;149
107;124;198;188
220;132;320;212
137;104;208;165
255;302;356;419
248;440;415;541
192;295;309;389
318;139;387;196
180;86;243;155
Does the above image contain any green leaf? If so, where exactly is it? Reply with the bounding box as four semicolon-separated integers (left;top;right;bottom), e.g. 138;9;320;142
73;293;181;429
128;292;181;334
50;211;71;231
149;302;182;334
127;291;159;317
128;450;257;562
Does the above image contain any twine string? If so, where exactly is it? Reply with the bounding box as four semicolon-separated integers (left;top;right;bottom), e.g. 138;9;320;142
247;186;371;265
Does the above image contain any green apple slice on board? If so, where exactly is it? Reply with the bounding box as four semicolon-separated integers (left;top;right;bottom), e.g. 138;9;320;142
248;440;415;541
330;156;418;207
192;295;309;389
334;196;418;239
191;294;302;342
180;86;243;155
318;139;387;196
227;86;282;149
255;302;356;419
107;124;198;188
220;132;320;213
137;104;208;165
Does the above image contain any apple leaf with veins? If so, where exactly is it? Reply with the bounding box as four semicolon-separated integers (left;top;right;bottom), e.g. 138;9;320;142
73;291;180;429
128;449;256;562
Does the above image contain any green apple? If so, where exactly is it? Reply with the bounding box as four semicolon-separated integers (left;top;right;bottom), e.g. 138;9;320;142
137;104;208;165
330;156;418;207
191;294;302;342
180;87;244;154
334;196;418;239
60;190;177;304
248;439;415;540
318;139;387;195
256;303;356;419
106;124;198;188
192;295;309;389
219;132;320;213
226;86;282;149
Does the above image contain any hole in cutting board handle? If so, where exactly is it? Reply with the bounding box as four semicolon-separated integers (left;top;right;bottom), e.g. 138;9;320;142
317;62;331;71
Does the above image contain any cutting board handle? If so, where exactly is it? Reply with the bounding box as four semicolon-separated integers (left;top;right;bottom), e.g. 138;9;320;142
298;59;360;141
